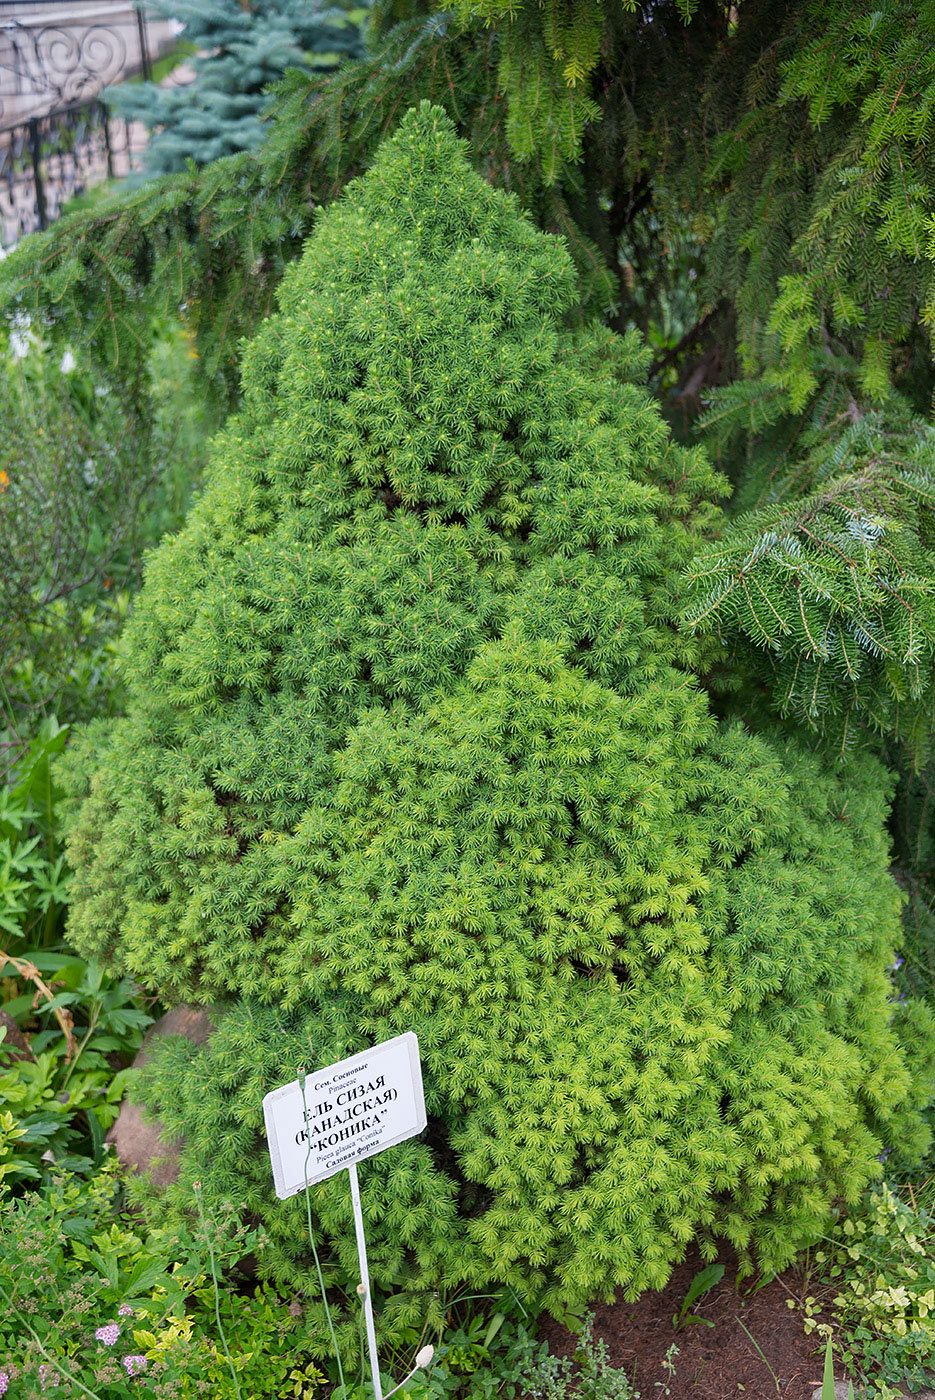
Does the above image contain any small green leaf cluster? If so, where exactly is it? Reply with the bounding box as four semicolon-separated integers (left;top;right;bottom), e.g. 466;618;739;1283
671;1262;723;1332
127;1282;327;1400
346;1291;551;1400
425;1298;546;1400
0;726;154;1187
1;722;70;949
65;106;934;1311
520;1312;637;1400
806;1184;935;1397
0;1162;325;1400
0;961;151;1187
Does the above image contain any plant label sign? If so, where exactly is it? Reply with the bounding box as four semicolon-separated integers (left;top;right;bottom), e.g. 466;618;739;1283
263;1032;426;1199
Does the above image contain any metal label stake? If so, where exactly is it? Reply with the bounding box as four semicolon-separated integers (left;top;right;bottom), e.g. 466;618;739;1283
263;1034;427;1400
349;1161;383;1400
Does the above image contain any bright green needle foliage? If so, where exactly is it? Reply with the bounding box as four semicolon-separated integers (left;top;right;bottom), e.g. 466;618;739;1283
65;105;933;1309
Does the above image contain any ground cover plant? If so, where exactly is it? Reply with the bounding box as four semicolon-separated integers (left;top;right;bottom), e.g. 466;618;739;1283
800;1182;935;1397
0;1161;327;1398
61;106;935;1333
0;1154;571;1398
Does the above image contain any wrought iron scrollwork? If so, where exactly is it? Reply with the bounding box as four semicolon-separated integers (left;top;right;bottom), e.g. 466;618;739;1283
0;3;151;128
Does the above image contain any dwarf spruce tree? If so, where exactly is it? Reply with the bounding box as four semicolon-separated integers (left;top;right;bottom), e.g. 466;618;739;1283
65;105;934;1312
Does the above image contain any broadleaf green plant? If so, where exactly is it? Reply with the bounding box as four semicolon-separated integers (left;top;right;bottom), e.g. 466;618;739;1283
64;104;935;1313
672;1263;724;1331
0;954;153;1186
808;1184;935;1396
0;720;69;949
0;724;155;1186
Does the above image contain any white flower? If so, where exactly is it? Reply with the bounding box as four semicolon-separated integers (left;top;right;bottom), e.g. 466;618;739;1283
59;348;77;374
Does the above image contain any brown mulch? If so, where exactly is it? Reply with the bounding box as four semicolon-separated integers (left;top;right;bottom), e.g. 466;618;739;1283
540;1247;829;1400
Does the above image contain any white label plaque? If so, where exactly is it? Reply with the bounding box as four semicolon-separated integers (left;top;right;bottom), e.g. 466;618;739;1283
263;1032;426;1199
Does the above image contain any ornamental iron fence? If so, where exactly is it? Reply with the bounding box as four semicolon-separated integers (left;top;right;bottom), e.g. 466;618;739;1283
0;3;176;248
0;2;165;129
0;96;144;247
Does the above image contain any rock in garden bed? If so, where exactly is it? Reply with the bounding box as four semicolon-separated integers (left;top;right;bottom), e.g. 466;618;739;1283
106;1004;214;1188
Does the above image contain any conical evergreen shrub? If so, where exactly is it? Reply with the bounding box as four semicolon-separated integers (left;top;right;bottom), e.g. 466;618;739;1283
65;104;934;1312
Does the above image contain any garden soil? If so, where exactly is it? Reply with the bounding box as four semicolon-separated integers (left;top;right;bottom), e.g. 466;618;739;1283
540;1245;837;1399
